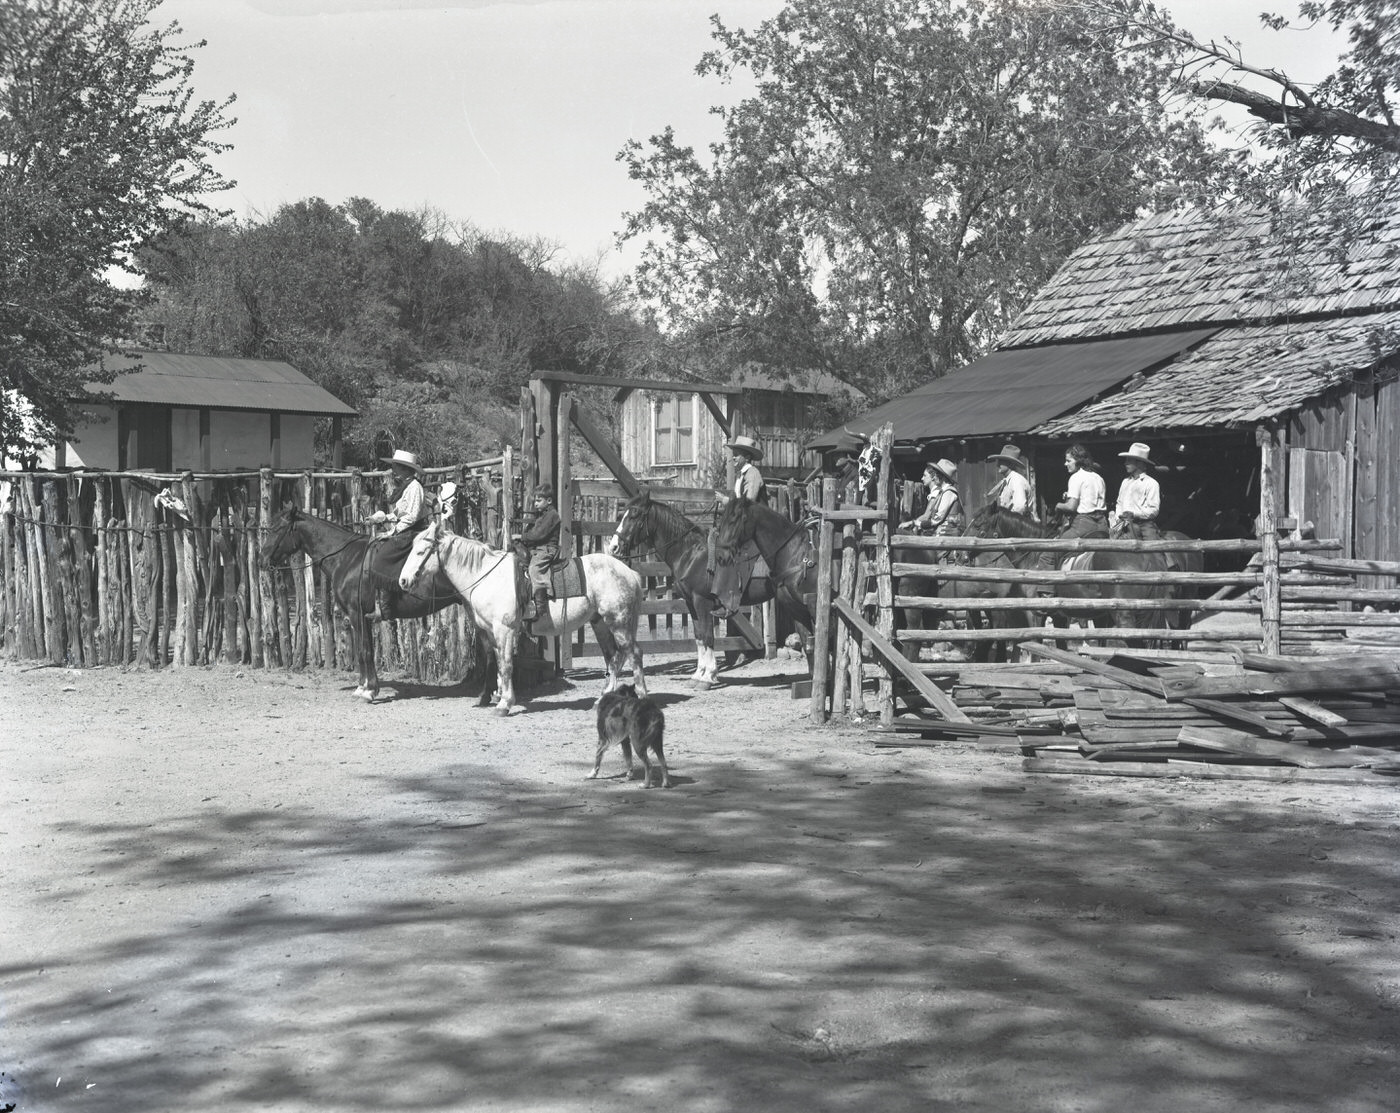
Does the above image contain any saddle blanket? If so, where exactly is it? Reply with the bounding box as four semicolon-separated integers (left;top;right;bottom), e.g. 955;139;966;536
518;554;588;600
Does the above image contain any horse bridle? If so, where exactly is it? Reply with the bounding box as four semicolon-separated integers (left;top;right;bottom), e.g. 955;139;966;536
412;526;513;603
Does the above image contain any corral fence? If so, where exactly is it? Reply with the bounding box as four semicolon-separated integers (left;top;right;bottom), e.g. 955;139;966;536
0;455;516;681
804;426;1400;726
0;456;820;684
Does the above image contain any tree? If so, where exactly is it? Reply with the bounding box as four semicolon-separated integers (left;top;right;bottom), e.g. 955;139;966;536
619;0;1236;401
0;0;233;461
1079;1;1400;198
139;198;663;467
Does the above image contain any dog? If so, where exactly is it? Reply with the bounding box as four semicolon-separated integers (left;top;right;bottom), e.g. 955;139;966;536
590;684;672;788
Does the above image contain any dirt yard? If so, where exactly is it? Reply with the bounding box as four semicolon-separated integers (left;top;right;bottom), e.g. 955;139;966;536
3;649;1400;1113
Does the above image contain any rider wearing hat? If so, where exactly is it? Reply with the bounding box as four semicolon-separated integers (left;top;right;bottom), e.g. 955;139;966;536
726;434;768;505
986;444;1035;516
1113;442;1161;540
368;449;432;621
900;458;964;537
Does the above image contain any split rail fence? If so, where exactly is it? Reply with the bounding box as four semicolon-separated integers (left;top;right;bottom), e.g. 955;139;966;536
804;430;1400;726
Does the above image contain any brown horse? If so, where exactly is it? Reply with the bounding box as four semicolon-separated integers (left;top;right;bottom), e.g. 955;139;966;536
261;507;463;702
895;506;1037;663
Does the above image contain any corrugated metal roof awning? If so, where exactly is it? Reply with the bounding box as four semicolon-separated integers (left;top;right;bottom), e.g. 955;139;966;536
808;328;1218;449
80;351;357;417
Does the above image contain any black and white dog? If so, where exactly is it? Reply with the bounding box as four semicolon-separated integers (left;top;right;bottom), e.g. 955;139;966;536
591;684;672;789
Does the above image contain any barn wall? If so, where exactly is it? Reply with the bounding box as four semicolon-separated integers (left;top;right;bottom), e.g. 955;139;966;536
281;414;318;469
1352;372;1400;567
64;404;119;469
209;410;270;470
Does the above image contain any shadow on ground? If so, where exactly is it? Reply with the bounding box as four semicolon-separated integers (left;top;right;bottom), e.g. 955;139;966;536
6;746;1400;1113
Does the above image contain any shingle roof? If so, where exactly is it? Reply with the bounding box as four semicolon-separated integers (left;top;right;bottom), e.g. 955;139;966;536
1004;204;1400;347
1033;311;1400;435
82;351;357;417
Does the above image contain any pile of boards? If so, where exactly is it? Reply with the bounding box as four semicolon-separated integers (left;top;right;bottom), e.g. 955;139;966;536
878;642;1400;785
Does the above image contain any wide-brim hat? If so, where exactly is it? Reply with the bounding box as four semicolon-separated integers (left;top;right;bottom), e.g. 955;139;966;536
380;448;423;473
726;434;764;460
828;430;868;455
1118;442;1155;467
987;443;1027;471
924;458;957;484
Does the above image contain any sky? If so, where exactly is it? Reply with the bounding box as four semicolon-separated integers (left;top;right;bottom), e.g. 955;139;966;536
154;0;1347;277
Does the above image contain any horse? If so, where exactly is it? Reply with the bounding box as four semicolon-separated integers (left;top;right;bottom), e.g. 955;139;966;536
712;494;818;640
261;506;463;702
607;489;799;688
400;519;647;715
970;506;1203;646
894;508;1036;663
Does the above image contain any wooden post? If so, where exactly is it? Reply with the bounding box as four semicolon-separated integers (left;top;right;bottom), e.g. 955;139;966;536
832;516;858;718
872;423;896;725
259;468;277;668
808;478;837;723
1258;425;1282;655
556;391;574;672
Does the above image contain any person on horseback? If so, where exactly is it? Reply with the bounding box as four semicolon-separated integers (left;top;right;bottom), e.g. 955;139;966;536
899;458;964;561
1035;443;1108;577
986;443;1035;517
367;448;432;621
516;487;561;622
726;434;768;504
824;431;867;505
1113;442;1161;541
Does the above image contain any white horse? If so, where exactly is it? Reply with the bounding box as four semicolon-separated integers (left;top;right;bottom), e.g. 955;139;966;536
400;520;647;715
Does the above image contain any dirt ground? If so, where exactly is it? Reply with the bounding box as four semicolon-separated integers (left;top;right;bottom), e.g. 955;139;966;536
3;649;1400;1113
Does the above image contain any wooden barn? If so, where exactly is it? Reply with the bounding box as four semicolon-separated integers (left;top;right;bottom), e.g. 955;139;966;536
614;366;857;488
32;350;355;472
811;202;1400;563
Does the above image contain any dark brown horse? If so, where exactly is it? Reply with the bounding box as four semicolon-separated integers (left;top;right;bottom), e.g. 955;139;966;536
262;506;463;702
895;506;1037;663
609;490;805;687
713;494;817;629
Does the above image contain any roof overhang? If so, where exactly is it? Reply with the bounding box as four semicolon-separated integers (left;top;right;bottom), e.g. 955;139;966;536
808;328;1219;450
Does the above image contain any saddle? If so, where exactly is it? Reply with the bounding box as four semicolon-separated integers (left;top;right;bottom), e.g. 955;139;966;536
713;538;771;617
512;551;587;603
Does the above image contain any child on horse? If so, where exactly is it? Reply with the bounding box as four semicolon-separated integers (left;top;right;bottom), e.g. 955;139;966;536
516;487;561;621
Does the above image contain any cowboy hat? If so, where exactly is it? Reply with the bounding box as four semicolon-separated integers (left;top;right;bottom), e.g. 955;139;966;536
924;458;957;484
987;444;1027;470
725;434;764;460
828;430;868;455
380;448;423;473
1117;442;1155;467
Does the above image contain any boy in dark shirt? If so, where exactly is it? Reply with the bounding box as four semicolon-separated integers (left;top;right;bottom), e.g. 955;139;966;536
516;488;561;621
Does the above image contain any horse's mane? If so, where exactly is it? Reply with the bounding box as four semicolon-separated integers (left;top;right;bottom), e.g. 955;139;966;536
626;492;704;544
968;503;1048;538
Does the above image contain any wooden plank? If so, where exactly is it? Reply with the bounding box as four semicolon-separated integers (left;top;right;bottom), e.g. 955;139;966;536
1023;756;1392;784
569;403;642;498
1021;641;1167;697
831;595;971;722
1159;662;1400;701
1279;696;1349;728
1177;726;1370;767
1182;697;1297;738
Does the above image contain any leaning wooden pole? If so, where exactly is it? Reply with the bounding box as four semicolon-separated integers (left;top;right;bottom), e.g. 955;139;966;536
808;478;837;724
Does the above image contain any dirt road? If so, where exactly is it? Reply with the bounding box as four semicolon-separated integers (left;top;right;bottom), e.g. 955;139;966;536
3;653;1399;1112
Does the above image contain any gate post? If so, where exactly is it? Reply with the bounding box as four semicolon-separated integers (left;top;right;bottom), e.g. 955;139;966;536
808;478;836;724
1258;424;1282;655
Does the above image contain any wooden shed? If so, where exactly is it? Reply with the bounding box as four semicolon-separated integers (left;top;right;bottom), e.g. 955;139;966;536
616;366;857;488
811;202;1400;563
34;350;356;472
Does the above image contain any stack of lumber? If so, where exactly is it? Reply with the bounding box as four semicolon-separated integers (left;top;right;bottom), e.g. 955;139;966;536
874;644;1400;784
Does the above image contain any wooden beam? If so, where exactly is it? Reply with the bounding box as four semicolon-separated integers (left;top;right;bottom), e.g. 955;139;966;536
569;403;642;498
1020;642;1168;697
534;369;742;395
697;391;731;438
831;595;970;722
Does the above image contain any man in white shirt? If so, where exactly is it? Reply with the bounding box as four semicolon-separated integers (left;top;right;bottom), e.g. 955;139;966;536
367;449;431;621
986;444;1034;515
1113;442;1161;540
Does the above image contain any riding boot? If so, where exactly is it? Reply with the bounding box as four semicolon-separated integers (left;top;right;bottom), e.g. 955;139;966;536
528;588;550;624
370;588;395;622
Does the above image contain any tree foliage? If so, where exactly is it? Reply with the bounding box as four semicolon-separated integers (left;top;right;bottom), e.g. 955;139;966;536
0;0;233;460
619;0;1236;402
138;198;659;466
